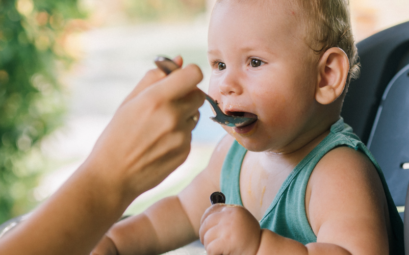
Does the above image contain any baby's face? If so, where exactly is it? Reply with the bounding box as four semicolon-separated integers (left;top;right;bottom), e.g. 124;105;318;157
208;0;320;152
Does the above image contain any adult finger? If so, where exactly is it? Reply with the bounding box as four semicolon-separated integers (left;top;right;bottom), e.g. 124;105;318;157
173;55;183;67
121;68;166;106
155;64;203;100
183;110;200;132
135;55;184;94
122;56;184;106
177;89;206;120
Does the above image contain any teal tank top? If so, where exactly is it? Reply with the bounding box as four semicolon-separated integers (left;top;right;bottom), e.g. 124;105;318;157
220;118;404;254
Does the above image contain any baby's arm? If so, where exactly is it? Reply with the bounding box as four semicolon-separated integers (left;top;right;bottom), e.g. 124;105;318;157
92;135;234;255
200;146;390;255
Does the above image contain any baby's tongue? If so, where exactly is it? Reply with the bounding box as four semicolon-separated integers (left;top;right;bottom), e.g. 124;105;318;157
243;112;258;119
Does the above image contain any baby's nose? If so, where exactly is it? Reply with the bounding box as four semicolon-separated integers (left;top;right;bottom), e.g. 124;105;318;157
218;71;243;96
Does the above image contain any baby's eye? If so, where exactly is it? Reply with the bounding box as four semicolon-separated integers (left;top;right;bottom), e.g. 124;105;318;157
218;62;226;71
250;59;263;67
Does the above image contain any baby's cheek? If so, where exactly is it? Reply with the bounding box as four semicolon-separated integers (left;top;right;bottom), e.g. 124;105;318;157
208;77;221;96
253;89;289;123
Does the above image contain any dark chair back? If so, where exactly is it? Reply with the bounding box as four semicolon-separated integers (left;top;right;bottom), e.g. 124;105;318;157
342;21;409;144
341;21;409;253
342;21;409;213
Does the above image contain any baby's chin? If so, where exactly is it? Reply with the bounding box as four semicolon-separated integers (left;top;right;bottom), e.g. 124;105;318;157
230;132;273;152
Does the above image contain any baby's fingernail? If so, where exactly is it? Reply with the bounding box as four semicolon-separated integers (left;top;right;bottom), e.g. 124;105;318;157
210;192;225;205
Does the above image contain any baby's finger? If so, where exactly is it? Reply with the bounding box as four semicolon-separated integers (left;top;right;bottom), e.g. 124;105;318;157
205;237;227;255
201;225;224;253
156;64;203;100
199;208;225;243
200;204;226;226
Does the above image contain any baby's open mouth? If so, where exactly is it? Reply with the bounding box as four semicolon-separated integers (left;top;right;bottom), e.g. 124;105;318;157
226;111;258;128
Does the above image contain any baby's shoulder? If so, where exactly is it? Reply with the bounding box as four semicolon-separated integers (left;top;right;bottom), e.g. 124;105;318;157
307;146;388;233
311;146;379;185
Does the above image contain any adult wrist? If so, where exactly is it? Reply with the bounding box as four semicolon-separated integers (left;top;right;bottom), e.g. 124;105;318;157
77;158;135;213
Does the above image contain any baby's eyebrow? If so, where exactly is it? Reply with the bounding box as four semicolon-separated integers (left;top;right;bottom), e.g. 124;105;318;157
208;46;276;56
207;49;220;54
239;46;276;56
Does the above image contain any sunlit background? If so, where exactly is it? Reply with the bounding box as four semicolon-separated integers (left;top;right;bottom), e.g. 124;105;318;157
1;0;409;223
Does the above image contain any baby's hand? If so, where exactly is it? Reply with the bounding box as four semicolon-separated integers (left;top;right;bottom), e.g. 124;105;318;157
199;204;261;255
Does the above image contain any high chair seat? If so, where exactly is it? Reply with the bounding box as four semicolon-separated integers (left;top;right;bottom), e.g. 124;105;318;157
341;21;409;254
366;64;409;213
342;21;409;144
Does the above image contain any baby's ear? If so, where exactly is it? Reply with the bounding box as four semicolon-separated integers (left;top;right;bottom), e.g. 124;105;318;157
315;47;349;105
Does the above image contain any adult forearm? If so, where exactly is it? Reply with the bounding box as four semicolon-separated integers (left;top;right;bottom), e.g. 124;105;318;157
256;230;352;255
0;161;130;255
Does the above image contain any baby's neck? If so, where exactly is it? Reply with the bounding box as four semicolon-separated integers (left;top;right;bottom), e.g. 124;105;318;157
262;120;335;168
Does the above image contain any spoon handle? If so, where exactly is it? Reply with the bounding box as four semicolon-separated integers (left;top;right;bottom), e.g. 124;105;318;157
210;192;226;205
154;57;220;114
154;56;179;75
205;95;224;116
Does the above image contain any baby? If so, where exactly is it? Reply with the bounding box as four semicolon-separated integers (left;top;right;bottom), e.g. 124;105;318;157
92;0;404;254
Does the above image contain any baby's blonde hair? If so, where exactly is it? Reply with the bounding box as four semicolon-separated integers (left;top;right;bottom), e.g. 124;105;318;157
296;0;360;85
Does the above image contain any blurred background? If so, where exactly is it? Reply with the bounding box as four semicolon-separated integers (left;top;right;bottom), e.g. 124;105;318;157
0;0;408;224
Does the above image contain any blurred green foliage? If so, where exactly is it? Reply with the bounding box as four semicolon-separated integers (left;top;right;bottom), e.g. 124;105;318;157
125;0;206;22
0;0;83;223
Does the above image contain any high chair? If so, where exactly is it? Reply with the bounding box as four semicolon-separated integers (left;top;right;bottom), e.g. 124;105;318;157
341;21;409;253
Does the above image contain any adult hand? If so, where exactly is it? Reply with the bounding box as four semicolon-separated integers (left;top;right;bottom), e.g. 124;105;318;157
85;56;205;202
199;204;262;255
0;56;205;255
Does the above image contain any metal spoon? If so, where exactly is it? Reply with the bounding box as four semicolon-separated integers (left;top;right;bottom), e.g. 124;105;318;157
154;56;258;127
